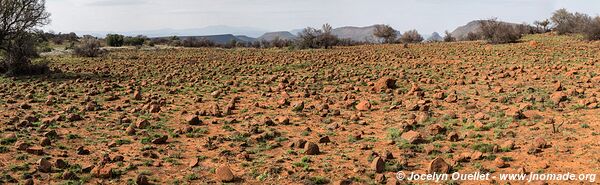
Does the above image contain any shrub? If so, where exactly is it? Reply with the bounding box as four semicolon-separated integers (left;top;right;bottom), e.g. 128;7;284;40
551;9;592;35
105;34;124;47
296;24;339;49
479;18;522;44
533;19;552;33
124;35;147;46
443;30;456;42
464;32;481;41
584;17;600;41
73;38;103;57
373;24;398;44
400;29;423;43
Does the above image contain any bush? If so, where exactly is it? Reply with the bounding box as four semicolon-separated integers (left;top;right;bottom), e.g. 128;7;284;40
373;24;398;43
124;35;147;46
296;24;339;49
443;31;456;42
105;34;124;47
479;18;522;44
584;17;600;41
464;32;481;41
551;9;592;35
400;29;423;43
74;38;103;57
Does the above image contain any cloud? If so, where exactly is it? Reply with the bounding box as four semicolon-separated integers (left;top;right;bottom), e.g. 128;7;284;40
86;0;146;6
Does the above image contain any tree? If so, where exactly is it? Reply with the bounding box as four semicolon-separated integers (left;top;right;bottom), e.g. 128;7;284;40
400;29;423;43
373;24;397;44
106;34;124;47
584;17;600;41
317;23;337;49
443;31;456;42
479;18;522;44
0;0;51;75
533;19;551;33
296;24;339;49
551;8;592;34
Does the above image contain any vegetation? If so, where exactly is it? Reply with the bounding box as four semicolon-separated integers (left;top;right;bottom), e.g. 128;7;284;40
479;18;523;44
400;29;424;43
373;24;398;44
0;0;50;75
105;34;125;47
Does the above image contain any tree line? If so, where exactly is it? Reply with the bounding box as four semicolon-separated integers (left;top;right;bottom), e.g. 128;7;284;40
2;0;600;76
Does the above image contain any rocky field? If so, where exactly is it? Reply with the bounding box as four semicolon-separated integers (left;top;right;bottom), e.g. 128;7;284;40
0;34;599;185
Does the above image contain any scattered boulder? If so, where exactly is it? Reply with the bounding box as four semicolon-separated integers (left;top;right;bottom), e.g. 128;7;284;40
304;142;320;155
185;115;201;125
371;157;385;173
428;157;450;173
215;165;235;182
401;130;422;144
356;100;372;111
37;158;52;173
374;77;396;92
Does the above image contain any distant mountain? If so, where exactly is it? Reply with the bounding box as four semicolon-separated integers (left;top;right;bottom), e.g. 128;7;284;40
257;31;297;41
332;25;378;42
170;34;245;45
450;20;528;40
235;35;257;43
427;32;443;41
78;25;268;38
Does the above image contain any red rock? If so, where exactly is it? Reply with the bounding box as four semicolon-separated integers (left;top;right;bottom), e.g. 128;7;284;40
215;165;235;182
428;157;450;173
356;100;372;111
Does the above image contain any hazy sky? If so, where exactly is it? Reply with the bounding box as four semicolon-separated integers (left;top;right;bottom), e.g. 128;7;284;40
45;0;600;34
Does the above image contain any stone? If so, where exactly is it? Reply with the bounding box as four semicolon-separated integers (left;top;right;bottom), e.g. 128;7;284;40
304;142;320;155
136;119;150;129
37;158;52;173
401;130;422;144
550;92;567;104
136;174;150;185
185;115;201;125
371;157;385;173
428;157;450;173
356;100;372;111
215;165;235;182
151;135;168;144
495;157;507;168
374;77;396;92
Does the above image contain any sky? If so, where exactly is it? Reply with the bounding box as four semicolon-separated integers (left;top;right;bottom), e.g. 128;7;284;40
44;0;600;36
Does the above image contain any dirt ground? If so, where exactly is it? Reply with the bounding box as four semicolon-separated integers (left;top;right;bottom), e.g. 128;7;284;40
0;34;599;185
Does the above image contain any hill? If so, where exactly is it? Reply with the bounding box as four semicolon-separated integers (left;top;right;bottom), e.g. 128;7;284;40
257;31;297;41
450;20;530;40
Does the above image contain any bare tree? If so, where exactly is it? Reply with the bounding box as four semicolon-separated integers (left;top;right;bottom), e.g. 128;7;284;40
0;0;51;75
373;24;397;44
318;23;338;49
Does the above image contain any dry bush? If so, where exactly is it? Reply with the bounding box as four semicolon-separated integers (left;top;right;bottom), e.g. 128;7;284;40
551;9;592;35
443;31;456;42
73;38;103;57
584;17;600;41
400;29;424;43
296;24;339;49
479;18;522;44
